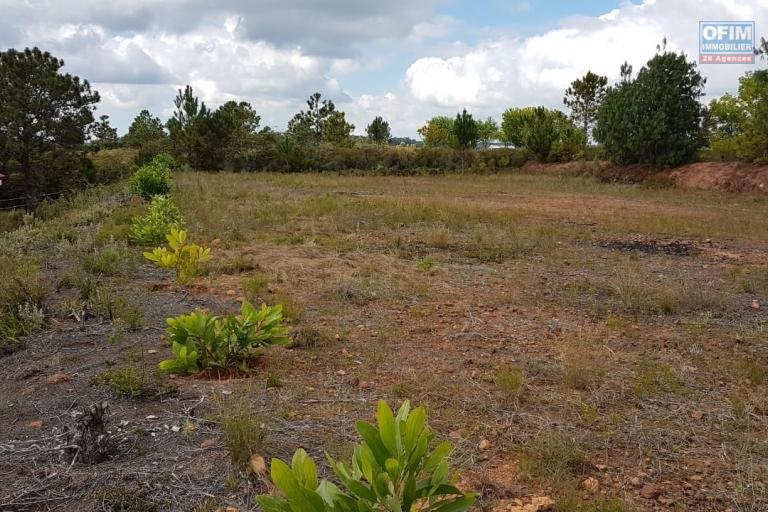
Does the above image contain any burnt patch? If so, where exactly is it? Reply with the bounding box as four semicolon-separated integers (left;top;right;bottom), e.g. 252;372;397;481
596;238;695;256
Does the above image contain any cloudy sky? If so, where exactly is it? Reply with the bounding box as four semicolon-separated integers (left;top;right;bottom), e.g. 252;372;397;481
2;0;766;136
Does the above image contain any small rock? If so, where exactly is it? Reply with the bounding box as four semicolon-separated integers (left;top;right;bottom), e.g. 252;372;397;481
751;300;760;310
200;438;216;449
47;372;70;385
28;419;44;429
629;477;642;487
640;484;662;500
248;454;267;475
336;369;347;376
171;425;181;433
478;439;492;450
145;415;158;420
689;410;704;420
595;464;608;471
582;477;600;493
226;289;236;296
147;349;158;354
358;380;374;390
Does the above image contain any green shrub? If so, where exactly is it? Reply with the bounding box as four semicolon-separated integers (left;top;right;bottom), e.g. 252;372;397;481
158;300;290;374
143;228;212;284
257;400;476;512
129;156;172;200
80;241;132;276
98;363;171;398
0;257;47;341
129;195;184;245
88;148;138;184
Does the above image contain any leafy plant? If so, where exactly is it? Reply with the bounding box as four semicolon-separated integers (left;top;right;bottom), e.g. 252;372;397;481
158;300;290;374
129;155;173;200
130;195;184;245
257;400;476;512
143;228;212;284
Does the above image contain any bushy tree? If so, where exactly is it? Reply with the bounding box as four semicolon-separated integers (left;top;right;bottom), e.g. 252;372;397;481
417;116;456;147
595;50;706;167
322;110;355;147
0;47;99;209
212;101;261;168
287;92;336;146
90;114;119;151
366;116;391;145
126;109;166;147
707;94;744;139
501;107;582;161
167;85;212;168
563;71;607;144
477;117;499;148
454;109;479;149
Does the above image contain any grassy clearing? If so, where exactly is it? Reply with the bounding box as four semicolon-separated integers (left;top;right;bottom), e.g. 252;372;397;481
1;172;767;511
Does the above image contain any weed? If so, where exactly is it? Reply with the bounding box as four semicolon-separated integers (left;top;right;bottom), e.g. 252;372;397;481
290;327;332;349
215;391;265;468
0;257;47;341
266;371;284;388
633;358;686;398
518;432;586;480
561;339;607;391
98;363;172;399
737;360;766;386
554;488;632;512
242;272;270;301
391;380;414;398
96;486;159;512
271;292;304;323
81;241;132;276
609;263;650;313
494;367;524;406
417;255;438;272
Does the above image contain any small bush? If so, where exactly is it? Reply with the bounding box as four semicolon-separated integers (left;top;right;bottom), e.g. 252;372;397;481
290;327;332;349
217;400;265;468
98;363;172;398
562;341;607;391
0;258;47;341
257;400;476;512
242;272;270;301
158;300;290;374
494;367;525;405
518;432;586;480
143;228;212;284
129;156;173;200
129;195;184;245
633;358;686;397
81;241;132;276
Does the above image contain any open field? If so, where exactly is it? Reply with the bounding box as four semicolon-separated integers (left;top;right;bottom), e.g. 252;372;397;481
1;171;767;512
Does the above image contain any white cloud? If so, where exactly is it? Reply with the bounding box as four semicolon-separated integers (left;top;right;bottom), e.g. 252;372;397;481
403;0;768;115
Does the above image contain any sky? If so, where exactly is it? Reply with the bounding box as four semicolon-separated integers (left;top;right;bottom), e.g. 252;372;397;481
1;0;767;137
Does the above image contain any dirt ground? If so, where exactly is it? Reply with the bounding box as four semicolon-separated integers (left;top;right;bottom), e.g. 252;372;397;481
1;171;766;512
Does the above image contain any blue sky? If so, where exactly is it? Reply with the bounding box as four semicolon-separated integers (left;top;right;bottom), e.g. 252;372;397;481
1;0;765;136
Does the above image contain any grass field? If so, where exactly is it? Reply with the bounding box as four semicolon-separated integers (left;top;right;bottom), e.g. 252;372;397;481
1;171;767;511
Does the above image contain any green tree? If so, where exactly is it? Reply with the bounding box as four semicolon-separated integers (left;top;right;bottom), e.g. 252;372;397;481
212;101;260;168
595;49;705;167
125;109;166;147
366;116;391;145
706;94;744;139
90;114;119;151
477;117;499;148
563;71;608;144
735;70;768;161
453;109;479;149
501;107;536;147
0;47;99;209
501;107;581;161
322;110;355;147
167;85;212;168
287;92;336;145
417;116;456;147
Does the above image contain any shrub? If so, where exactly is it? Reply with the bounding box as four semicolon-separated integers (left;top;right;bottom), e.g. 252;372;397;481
130;195;184;245
158;300;290;374
80;241;132;276
0;257;47;341
129;156;172;200
98;363;172;398
257;400;476;512
143;228;212;284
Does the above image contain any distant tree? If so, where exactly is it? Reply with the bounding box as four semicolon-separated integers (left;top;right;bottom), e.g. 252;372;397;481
322;110;355;147
563;71;607;144
0;47;99;209
595;49;705;166
417;116;456;147
706;94;744;139
125;109;166;147
287;92;336;145
212;101;260;167
167;85;211;168
90;114;119;151
453;109;479;149
477;117;499;148
500;107;537;147
366;116;391;145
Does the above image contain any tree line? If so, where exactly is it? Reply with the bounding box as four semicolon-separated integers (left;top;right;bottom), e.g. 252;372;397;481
1;42;768;207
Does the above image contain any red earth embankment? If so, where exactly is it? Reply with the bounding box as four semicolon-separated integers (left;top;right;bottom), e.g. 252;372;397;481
521;160;768;193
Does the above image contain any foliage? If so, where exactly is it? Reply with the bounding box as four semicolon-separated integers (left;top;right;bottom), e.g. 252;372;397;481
90;115;119;151
417;116;456;148
322;111;355;147
366;116;391;145
212;100;261;169
453;109;479;149
158;300;290;373
477;117;499;148
287;92;338;146
501;107;582;162
563;71;608;144
129;155;173;200
88;148;138;184
129;195;184;245
143;227;212;284
0;257;47;342
595;50;705;167
126;109;167;147
257;400;476;512
0;47;100;207
167;85;213;169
